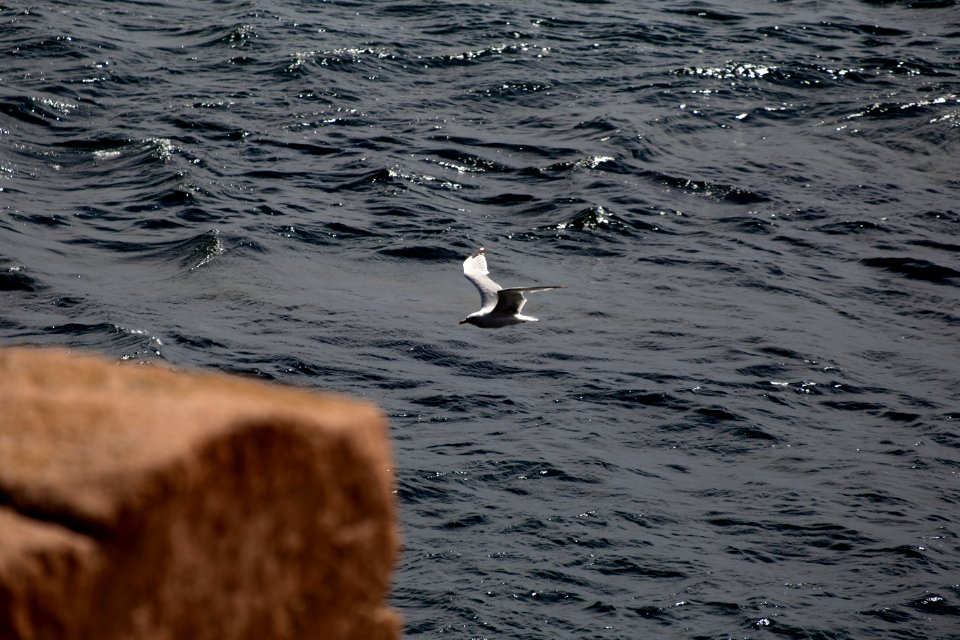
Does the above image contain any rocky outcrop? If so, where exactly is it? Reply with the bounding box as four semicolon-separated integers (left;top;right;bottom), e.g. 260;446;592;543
0;347;400;640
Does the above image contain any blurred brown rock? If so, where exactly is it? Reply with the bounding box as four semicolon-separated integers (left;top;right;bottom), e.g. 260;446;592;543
0;347;400;640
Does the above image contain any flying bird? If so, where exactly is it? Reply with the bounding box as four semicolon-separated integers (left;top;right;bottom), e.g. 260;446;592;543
459;247;563;328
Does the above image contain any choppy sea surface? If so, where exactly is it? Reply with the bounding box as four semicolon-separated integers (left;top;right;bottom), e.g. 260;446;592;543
3;1;959;637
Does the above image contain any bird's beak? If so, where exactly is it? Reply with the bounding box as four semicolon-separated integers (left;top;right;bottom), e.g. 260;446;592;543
458;319;467;324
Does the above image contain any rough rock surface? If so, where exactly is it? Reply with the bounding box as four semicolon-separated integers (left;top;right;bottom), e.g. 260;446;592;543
0;347;400;640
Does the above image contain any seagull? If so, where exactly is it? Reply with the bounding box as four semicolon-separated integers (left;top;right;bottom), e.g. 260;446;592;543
459;247;563;328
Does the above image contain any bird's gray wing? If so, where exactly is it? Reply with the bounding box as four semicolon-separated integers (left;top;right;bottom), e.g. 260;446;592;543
463;248;501;310
493;286;564;315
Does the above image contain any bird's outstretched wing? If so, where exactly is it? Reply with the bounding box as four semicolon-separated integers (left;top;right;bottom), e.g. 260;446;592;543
463;248;501;310
493;286;565;315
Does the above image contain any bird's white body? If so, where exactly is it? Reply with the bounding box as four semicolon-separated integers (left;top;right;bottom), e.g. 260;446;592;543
459;248;562;328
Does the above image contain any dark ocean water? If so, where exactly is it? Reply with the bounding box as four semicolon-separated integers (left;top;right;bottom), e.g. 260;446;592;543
3;0;960;637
